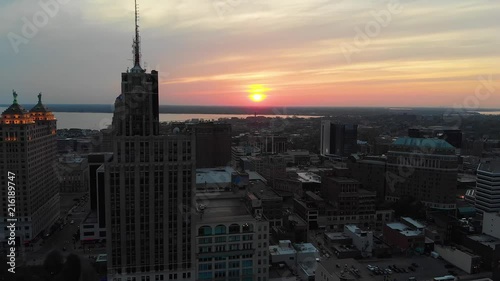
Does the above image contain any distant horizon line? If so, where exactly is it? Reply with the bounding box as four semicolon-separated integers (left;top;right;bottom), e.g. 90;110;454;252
1;104;499;111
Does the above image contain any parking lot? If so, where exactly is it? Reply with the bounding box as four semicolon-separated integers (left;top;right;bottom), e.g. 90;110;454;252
357;254;467;281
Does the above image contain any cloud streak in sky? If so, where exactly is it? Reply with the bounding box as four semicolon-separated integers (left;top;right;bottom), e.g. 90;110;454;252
0;0;498;107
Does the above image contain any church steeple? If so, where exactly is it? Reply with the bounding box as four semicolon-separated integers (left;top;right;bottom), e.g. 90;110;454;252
130;0;143;73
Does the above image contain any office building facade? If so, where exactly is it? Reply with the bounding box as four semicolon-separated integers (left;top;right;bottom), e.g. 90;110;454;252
0;92;60;243
105;3;195;280
320;121;357;157
385;137;458;210
194;192;269;281
192;122;231;168
475;160;500;213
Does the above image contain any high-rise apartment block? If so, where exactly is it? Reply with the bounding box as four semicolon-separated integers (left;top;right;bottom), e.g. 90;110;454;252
0;92;59;243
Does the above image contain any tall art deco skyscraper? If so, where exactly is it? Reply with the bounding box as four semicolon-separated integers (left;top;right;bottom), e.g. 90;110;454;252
105;1;195;280
0;92;59;245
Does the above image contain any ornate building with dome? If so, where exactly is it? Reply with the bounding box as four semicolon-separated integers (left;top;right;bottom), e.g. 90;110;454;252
0;91;59;246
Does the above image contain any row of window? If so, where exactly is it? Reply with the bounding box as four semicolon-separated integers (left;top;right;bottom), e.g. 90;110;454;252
198;223;255;236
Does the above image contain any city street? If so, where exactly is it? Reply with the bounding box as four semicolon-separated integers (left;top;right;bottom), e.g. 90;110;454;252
24;193;89;265
308;229;335;258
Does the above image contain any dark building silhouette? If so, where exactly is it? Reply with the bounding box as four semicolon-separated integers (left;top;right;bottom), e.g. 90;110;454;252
320;121;358;157
104;3;195;279
348;155;387;204
320;177;375;218
80;153;112;242
408;127;462;148
252;135;288;155
191;122;231;168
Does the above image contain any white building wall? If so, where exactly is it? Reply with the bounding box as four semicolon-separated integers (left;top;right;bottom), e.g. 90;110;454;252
434;245;474;274
344;225;373;257
315;262;341;281
482;212;500;239
476;162;500;213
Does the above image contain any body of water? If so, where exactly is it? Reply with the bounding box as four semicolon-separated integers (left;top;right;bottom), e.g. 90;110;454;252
476;111;500;115
0;108;317;130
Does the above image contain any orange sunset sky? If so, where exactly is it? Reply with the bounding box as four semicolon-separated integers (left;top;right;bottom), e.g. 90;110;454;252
0;0;499;107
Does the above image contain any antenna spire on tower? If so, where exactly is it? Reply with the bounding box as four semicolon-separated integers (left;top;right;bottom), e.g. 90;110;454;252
131;0;142;72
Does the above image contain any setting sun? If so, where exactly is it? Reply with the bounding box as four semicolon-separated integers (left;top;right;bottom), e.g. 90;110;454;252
250;94;265;102
247;84;269;103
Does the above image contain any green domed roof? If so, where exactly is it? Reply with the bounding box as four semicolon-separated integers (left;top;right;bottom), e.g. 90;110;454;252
30;93;49;112
3;103;28;115
2;90;28;115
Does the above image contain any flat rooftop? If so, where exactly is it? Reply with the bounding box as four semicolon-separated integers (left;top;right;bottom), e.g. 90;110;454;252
345;224;372;236
247;181;282;200
324;232;351;241
195;194;254;223
270;244;296;256
270;241;319;256
296;172;321;183
196;167;234;184
478;160;500;174
246;170;267;182
293;243;319;254
318;258;373;281
468;234;500;249
401;217;425;229
386;222;423;237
